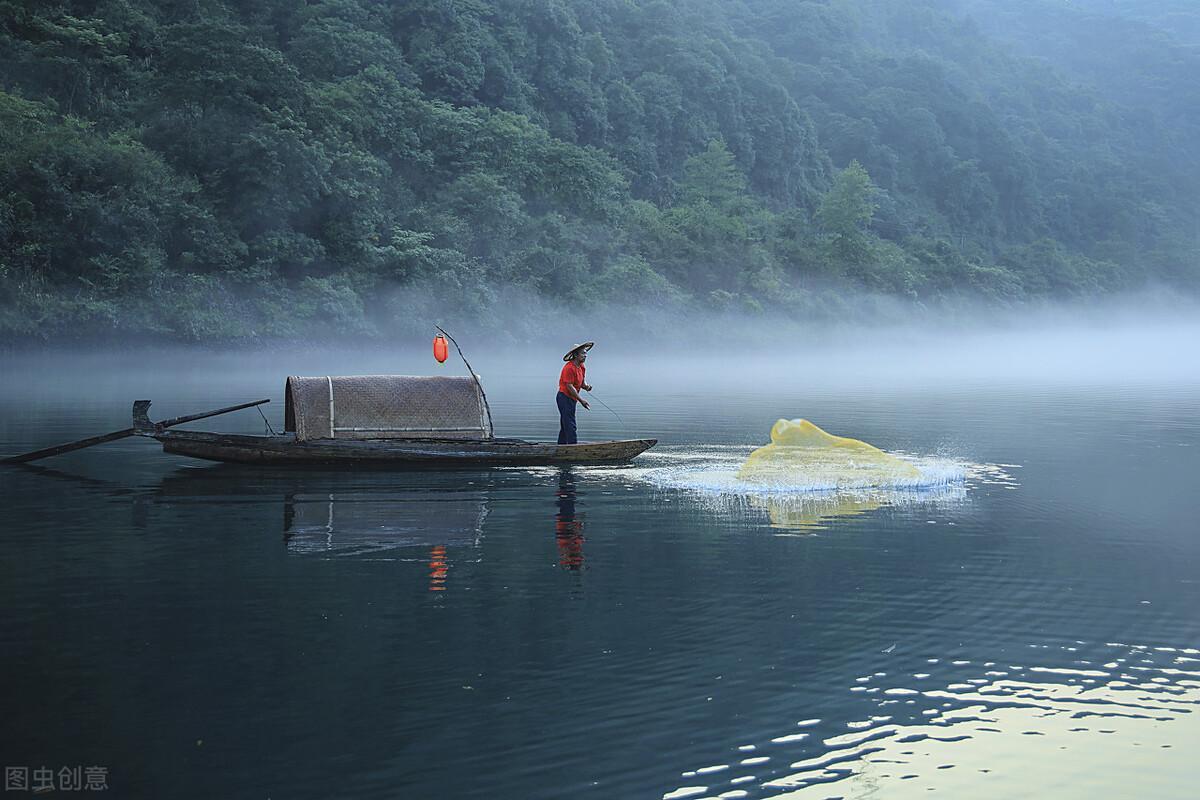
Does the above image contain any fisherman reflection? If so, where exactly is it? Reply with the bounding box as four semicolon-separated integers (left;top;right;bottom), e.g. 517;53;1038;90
554;469;585;570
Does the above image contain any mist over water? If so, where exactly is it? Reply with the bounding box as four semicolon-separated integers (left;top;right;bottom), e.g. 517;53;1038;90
4;296;1199;398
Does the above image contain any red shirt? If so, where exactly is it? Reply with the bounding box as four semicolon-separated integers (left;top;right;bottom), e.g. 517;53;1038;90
558;362;585;399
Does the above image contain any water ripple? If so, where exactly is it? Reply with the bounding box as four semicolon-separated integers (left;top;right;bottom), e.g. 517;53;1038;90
660;640;1200;799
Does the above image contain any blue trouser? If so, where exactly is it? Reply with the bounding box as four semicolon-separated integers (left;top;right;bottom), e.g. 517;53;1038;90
556;391;578;444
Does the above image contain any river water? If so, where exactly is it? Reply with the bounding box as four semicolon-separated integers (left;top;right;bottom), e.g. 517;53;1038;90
1;330;1198;799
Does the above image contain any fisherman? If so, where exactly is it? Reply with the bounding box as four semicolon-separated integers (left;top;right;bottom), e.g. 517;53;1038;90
557;342;593;445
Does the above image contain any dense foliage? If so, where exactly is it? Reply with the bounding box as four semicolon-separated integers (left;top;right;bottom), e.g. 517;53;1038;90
1;0;1196;339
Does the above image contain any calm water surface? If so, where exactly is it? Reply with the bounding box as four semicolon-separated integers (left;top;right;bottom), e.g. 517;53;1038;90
2;345;1199;799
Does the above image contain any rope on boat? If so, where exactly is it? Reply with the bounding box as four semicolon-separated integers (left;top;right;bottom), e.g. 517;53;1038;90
256;403;278;436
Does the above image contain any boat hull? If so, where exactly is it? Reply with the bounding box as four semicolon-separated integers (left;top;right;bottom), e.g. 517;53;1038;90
152;430;657;466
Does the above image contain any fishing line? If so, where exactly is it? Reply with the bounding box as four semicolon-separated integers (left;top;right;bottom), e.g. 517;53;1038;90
584;389;625;428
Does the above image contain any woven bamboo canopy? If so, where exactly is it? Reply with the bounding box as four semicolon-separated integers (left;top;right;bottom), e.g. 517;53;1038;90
284;375;491;442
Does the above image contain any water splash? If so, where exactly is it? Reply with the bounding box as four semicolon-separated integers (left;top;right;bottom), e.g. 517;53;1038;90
625;442;1002;531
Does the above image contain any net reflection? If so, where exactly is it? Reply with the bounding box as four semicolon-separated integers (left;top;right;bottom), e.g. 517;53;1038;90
554;469;585;570
756;493;883;532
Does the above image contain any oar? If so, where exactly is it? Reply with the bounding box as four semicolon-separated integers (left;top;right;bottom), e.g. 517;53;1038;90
1;398;270;464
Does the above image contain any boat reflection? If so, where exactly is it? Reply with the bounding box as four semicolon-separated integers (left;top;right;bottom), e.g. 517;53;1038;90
554;469;585;570
152;466;490;575
283;489;488;558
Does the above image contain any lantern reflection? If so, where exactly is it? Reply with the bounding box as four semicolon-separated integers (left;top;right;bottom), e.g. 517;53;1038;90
429;545;449;591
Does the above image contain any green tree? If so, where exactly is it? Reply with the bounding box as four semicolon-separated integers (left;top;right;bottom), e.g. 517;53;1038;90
681;139;748;210
817;160;878;265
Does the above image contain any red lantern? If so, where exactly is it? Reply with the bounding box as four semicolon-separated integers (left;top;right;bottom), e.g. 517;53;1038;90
433;334;449;363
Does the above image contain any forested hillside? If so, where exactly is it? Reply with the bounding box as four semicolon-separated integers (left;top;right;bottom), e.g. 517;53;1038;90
1;0;1196;339
947;0;1200;187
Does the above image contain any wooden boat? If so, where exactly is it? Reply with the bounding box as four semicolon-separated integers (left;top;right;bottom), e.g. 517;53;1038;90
147;428;656;466
133;374;656;466
4;374;656;468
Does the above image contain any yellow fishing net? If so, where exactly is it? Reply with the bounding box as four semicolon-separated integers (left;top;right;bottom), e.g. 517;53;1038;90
737;419;920;488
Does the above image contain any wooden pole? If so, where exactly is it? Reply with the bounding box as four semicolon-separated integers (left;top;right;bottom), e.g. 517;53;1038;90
1;428;139;464
435;325;495;440
151;398;271;431
2;398;270;464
